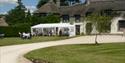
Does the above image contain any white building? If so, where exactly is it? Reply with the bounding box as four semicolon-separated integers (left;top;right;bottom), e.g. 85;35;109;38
111;17;125;34
32;0;125;36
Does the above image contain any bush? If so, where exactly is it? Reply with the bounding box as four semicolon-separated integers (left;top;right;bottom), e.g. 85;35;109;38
86;23;92;35
0;26;30;37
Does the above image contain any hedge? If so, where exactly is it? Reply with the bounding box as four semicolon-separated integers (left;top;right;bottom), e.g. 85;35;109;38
0;26;30;37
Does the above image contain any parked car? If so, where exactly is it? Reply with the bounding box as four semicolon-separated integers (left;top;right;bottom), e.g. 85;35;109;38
0;32;5;38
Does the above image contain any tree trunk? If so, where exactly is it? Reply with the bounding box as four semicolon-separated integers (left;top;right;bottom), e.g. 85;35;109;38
95;34;98;45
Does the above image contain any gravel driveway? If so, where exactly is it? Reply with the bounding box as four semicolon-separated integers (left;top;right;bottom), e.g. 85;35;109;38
0;35;125;63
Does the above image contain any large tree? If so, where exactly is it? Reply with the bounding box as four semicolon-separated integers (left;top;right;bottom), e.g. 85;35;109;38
32;14;60;25
37;0;49;8
25;10;32;25
85;12;112;44
37;0;81;8
37;0;57;8
60;0;80;6
6;0;26;26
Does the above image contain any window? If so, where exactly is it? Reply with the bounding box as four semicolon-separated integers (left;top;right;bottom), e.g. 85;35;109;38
74;15;81;22
118;20;125;31
40;13;47;16
62;15;69;22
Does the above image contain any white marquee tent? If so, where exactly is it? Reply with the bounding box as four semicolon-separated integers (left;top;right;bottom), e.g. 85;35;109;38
31;23;76;37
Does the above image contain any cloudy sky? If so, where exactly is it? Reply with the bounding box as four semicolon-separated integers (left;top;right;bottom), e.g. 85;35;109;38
0;0;85;14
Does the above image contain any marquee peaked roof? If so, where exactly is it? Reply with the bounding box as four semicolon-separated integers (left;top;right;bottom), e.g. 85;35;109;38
31;23;74;28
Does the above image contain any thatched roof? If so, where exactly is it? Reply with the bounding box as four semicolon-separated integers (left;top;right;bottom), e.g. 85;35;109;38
112;1;125;10
34;0;87;16
59;4;87;16
87;0;125;11
34;1;59;13
0;17;8;27
35;0;125;16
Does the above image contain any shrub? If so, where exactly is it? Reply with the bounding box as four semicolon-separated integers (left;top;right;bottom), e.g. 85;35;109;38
86;23;92;35
0;26;30;37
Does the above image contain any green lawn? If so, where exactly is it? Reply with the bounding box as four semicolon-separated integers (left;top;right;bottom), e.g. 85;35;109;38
0;36;69;46
25;43;125;63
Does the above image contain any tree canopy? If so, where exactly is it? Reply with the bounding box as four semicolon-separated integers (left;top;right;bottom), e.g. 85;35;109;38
37;0;49;8
85;12;112;33
32;14;60;25
60;0;80;6
85;12;112;44
37;0;57;8
6;0;26;26
37;0;81;8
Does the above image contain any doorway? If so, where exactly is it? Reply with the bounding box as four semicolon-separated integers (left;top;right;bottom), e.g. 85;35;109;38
75;25;80;35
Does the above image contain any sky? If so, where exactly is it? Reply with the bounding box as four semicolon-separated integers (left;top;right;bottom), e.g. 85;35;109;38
0;0;85;14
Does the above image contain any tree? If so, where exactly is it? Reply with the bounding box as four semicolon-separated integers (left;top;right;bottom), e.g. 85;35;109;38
31;14;60;25
6;0;26;26
37;0;49;8
17;0;26;10
44;14;60;23
68;0;80;3
60;0;80;6
37;0;57;8
37;0;81;7
25;10;32;24
85;12;112;44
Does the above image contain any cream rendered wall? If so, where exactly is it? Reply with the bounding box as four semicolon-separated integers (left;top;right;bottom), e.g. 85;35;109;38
83;21;98;34
111;17;125;34
83;21;87;34
74;23;84;34
70;17;84;35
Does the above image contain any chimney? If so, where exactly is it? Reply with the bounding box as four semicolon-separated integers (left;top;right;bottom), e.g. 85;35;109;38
56;0;60;7
49;0;53;2
85;0;90;6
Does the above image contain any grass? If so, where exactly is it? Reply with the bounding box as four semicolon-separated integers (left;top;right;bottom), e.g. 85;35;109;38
0;36;69;46
25;43;125;63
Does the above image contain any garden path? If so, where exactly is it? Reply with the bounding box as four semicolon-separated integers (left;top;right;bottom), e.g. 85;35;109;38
0;35;125;63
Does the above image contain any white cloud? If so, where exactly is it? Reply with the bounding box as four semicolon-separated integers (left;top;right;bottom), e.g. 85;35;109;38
0;4;4;6
25;6;36;13
26;6;36;10
0;0;17;4
0;12;7;14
